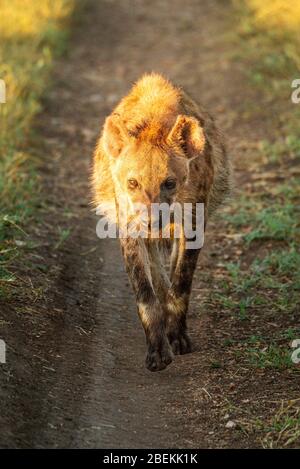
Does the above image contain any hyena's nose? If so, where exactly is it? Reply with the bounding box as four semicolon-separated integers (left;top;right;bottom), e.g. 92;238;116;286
144;189;160;205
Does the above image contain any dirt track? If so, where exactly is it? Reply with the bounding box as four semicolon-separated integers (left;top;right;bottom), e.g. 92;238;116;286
1;0;296;449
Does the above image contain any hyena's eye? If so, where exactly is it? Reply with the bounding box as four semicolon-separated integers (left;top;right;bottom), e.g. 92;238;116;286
127;178;139;190
162;178;177;190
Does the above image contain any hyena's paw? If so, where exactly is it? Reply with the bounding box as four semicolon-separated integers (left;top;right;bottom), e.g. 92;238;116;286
168;330;192;355
145;340;173;372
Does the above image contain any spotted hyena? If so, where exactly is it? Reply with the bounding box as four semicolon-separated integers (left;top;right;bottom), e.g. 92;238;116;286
92;73;232;372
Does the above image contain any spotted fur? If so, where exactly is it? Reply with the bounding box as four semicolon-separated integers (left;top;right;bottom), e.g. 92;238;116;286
92;73;232;371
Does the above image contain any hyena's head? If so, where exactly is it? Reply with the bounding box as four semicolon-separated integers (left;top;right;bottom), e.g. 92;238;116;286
102;113;206;218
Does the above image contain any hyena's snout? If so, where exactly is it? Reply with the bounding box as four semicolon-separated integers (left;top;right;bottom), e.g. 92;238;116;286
133;205;171;238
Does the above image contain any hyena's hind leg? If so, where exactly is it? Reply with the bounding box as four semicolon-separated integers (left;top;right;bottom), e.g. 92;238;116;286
120;237;173;372
167;235;201;355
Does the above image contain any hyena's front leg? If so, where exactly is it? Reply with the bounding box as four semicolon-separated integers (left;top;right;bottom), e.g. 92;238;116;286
147;241;171;304
167;236;201;355
120;237;173;372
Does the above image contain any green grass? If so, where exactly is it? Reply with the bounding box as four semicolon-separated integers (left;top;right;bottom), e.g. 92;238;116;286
246;344;292;370
215;0;300;329
242;328;300;370
211;3;300;447
54;227;72;250
233;1;300;95
214;246;300;320
223;178;300;244
218;175;300;321
232;398;300;448
258;135;300;164
0;0;75;295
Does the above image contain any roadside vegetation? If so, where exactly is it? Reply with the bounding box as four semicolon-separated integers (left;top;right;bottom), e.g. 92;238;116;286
0;0;75;296
205;0;300;447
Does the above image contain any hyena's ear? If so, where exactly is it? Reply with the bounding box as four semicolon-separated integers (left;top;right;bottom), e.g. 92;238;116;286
102;114;127;158
167;115;205;158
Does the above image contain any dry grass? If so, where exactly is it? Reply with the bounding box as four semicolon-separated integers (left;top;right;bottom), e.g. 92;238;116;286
236;399;300;448
234;0;300;70
247;0;300;33
1;0;73;38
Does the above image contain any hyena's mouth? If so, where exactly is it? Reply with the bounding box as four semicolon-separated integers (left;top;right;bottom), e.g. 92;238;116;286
125;216;180;240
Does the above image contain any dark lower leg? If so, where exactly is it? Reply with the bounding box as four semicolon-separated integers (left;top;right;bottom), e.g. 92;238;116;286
166;237;201;354
120;237;173;371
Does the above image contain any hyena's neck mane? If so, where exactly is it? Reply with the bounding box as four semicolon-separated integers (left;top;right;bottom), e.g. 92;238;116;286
115;73;181;142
